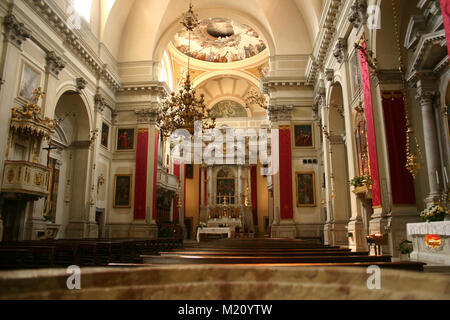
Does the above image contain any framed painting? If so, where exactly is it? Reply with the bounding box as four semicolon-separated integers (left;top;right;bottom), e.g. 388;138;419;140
19;62;41;101
296;172;316;207
113;174;132;208
116;128;134;151
294;124;314;148
101;122;109;149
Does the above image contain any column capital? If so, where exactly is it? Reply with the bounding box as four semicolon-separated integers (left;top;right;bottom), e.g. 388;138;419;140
348;0;368;30
267;105;293;123
3;14;31;50
413;71;438;102
94;93;110;114
333;38;348;64
46;51;66;78
135;108;158;125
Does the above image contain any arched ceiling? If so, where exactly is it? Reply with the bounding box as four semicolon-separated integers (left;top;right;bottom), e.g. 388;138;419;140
102;0;323;63
195;76;266;117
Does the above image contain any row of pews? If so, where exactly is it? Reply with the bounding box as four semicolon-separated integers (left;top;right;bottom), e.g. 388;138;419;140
0;238;183;270
141;238;426;271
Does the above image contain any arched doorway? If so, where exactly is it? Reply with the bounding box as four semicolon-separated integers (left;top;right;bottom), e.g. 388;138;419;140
48;90;95;239
325;83;351;246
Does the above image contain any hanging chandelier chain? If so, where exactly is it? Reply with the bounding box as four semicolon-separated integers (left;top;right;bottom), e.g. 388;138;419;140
391;0;422;178
157;1;216;138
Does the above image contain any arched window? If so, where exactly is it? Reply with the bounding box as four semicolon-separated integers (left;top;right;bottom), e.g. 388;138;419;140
73;0;93;23
159;51;174;91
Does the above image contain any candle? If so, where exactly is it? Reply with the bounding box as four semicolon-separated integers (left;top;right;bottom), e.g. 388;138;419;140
436;170;440;185
444;167;449;185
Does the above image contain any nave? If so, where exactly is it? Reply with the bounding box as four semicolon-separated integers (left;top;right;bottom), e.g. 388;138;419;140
0;237;447;300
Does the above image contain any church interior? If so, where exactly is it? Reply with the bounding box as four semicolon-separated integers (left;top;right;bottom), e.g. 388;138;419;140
0;0;449;300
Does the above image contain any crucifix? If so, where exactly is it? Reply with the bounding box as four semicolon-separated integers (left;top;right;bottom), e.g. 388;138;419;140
43;143;58;167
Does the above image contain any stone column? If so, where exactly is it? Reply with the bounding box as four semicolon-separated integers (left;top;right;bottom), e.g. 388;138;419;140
318;90;335;245
130;108;159;238
66;142;92;239
268;105;296;238
415;73;441;205
199;165;207;222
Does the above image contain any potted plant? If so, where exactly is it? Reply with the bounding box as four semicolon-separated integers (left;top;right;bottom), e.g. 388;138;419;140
420;204;449;222
397;239;413;261
349;174;372;188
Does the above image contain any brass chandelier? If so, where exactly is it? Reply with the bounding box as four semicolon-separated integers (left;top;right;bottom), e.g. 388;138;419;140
157;2;215;137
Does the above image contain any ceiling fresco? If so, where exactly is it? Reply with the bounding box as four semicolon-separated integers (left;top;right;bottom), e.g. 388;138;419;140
172;18;267;63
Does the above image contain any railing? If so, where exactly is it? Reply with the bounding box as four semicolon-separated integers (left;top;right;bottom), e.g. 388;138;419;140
156;168;179;192
1;160;50;197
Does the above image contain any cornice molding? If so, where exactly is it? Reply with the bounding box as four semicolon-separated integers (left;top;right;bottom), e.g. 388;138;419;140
24;0;122;92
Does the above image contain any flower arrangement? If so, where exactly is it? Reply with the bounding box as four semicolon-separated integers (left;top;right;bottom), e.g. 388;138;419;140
420;204;449;222
198;222;207;229
349;174;372;188
397;239;413;256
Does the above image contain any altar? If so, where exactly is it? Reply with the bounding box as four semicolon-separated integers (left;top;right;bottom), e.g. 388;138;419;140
407;221;450;265
196;227;232;243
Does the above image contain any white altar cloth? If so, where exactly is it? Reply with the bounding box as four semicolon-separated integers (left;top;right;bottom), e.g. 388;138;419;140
196;227;231;243
407;221;450;236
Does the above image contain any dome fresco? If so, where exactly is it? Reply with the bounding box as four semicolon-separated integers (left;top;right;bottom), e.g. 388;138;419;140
172;18;267;63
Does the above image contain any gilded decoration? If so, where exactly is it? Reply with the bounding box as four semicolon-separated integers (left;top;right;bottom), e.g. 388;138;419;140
10;88;57;139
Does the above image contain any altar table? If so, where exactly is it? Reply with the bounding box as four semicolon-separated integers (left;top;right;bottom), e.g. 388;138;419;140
196;227;231;243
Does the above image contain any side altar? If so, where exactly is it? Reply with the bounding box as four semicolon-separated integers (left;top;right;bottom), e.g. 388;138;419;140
407;221;450;265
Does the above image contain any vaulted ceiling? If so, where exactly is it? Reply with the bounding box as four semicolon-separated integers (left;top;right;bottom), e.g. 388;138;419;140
100;0;324;62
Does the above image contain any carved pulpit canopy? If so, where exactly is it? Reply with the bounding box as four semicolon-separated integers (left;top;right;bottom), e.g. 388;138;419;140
10;88;57;139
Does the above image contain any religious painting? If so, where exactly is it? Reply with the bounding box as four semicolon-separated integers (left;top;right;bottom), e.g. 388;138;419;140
216;168;235;204
209;100;248;118
296;172;316;207
113;174;132;208
101;122;109;149
294;124;314;148
19;63;41;101
172;18;267;63
116;128;134;151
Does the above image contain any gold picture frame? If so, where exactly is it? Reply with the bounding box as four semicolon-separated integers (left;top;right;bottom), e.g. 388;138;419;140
116;128;136;152
295;172;316;207
113;174;132;208
293;124;314;148
18;62;41;101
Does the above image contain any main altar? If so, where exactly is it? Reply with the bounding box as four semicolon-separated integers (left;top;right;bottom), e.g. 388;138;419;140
407;221;450;265
199;165;255;237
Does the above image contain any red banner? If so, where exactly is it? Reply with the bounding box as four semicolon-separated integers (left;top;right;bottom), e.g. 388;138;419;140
441;0;450;60
382;92;416;205
134;129;149;220
251;165;258;225
204;168;207;207
198;166;202;207
152;131;159;220
278;126;294;219
173;161;180;222
359;41;382;208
